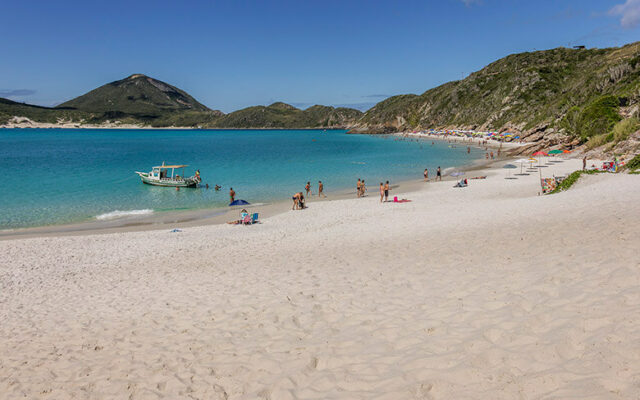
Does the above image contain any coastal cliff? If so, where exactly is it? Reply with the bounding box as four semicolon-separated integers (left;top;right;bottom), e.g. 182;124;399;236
349;42;640;156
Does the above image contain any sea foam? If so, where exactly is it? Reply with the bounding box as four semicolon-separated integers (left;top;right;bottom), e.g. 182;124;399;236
96;209;153;220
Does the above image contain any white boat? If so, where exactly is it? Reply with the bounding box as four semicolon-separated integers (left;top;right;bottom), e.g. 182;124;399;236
135;163;201;187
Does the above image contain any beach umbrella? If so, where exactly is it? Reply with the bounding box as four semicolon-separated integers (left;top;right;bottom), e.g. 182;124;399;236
547;149;565;164
503;163;518;179
229;199;250;206
532;151;549;167
514;158;531;175
563;150;571;154
525;157;538;171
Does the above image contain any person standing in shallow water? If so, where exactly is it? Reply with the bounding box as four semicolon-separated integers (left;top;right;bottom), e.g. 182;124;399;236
379;182;384;203
229;187;235;203
318;181;326;198
305;181;312;197
436;167;442;181
423;168;429;182
356;178;361;198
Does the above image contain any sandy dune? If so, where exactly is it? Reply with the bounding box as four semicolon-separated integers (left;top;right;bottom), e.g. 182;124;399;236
1;159;639;399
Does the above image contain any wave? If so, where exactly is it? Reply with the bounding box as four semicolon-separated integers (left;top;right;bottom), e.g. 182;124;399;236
95;209;153;220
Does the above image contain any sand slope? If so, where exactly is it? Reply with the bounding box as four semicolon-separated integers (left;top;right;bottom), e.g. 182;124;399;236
1;160;639;399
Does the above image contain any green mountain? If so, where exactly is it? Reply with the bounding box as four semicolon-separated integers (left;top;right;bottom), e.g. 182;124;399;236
351;42;640;152
57;74;224;124
0;74;362;128
209;102;363;128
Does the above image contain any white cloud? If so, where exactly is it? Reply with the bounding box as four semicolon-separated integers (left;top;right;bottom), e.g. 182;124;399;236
609;0;640;28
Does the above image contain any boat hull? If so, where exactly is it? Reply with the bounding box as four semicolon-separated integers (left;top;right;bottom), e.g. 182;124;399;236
136;173;199;187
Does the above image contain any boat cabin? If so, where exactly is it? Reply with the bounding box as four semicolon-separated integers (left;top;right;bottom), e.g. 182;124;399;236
151;164;188;181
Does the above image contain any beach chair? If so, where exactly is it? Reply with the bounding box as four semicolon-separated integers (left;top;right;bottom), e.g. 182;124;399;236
251;213;259;224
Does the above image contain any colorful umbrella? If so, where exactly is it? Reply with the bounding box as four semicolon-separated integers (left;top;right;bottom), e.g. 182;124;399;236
548;149;563;155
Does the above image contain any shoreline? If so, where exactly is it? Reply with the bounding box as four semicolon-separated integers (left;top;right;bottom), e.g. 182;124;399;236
0;153;500;241
0;125;352;131
2;157;638;399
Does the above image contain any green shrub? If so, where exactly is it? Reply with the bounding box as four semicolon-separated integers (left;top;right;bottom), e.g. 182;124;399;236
612;117;639;142
586;132;612;150
625;153;640;171
577;96;622;141
560;96;622;142
550;169;605;194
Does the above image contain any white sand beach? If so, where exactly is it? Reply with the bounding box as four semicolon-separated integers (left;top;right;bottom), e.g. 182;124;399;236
1;159;639;399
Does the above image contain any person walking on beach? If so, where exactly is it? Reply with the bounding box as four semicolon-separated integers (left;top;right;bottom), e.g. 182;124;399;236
318;181;326;197
384;181;390;202
356;178;361;198
305;181;312;197
379;182;384;203
583;156;587;171
361;180;366;197
229;187;235;203
423;168;429;182
436;167;442;181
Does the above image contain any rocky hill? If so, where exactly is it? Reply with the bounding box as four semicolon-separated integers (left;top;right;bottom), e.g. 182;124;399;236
350;42;640;155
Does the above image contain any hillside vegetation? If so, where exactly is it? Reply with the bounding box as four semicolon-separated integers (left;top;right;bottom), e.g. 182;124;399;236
208;103;362;129
351;42;640;152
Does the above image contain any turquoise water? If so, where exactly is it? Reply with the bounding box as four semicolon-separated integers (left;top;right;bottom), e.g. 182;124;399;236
0;129;482;229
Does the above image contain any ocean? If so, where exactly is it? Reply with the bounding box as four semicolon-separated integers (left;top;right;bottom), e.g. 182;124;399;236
0;129;483;229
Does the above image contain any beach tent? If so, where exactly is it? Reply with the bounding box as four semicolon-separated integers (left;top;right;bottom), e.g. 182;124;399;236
229;199;250;206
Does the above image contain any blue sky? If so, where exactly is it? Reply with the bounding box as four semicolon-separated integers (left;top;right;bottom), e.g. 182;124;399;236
1;0;639;112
